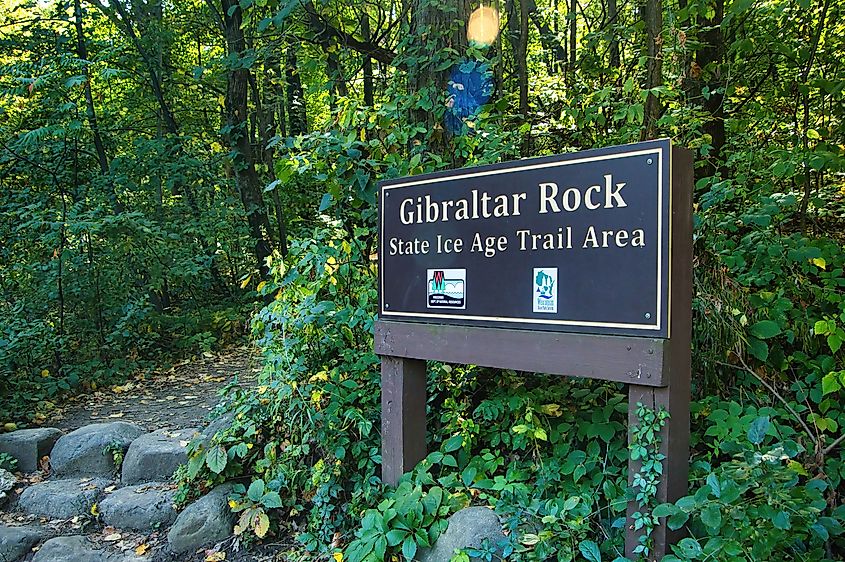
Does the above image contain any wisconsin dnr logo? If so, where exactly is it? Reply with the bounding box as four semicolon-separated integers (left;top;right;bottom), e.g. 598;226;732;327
533;268;558;313
427;269;466;309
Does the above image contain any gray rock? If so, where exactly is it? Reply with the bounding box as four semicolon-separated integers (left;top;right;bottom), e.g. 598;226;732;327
99;483;177;532
18;478;110;519
0;525;45;562
31;536;118;562
199;413;234;447
0;469;14;506
121;428;196;485
51;423;144;477
419;507;506;562
0;428;64;473
167;484;235;554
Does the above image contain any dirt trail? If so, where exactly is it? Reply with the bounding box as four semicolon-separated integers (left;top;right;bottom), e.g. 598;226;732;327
50;346;261;433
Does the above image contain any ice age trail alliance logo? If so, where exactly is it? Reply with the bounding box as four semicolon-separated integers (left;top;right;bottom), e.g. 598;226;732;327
533;268;558;313
427;269;466;309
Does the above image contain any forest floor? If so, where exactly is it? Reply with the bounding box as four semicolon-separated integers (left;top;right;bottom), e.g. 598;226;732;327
0;346;289;562
51;346;261;433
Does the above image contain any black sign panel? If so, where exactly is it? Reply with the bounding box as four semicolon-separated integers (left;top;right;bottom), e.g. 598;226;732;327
378;139;673;338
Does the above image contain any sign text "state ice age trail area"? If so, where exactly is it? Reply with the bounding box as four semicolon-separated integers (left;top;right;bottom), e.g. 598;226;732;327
378;139;673;338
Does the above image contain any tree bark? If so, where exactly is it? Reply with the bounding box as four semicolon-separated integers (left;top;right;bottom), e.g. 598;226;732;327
608;0;619;68
409;0;470;155
73;0;122;214
286;44;308;135
221;0;274;274
361;12;375;106
697;0;725;175
642;0;663;140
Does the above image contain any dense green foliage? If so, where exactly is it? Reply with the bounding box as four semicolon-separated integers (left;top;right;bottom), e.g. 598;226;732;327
3;0;845;559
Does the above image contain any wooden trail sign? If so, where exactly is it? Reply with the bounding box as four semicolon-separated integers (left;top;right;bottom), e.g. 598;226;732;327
375;139;693;559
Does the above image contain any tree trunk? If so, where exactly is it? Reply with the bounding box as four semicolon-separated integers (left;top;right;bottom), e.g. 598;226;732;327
410;0;470;154
286;44;308;135
642;0;663;139
608;0;620;68
73;0;122;214
696;0;725;175
361;12;375;106
569;0;577;70
221;0;274;275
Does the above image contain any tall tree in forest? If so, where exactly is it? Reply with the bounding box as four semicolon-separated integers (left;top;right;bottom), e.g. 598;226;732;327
73;0;121;213
642;0;663;139
408;0;470;154
217;0;274;274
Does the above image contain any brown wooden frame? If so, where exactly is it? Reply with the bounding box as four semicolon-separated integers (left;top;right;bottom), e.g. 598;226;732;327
375;147;693;559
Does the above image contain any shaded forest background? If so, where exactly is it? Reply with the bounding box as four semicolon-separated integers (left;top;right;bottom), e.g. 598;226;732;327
2;0;842;421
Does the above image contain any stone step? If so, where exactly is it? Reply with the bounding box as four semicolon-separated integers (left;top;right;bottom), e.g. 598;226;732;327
121;428;196;485
18;477;111;519
32;535;142;562
100;482;177;532
167;483;235;554
51;422;145;478
0;428;64;473
0;524;46;561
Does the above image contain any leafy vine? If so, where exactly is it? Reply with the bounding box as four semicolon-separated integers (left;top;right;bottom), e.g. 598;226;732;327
629;402;670;559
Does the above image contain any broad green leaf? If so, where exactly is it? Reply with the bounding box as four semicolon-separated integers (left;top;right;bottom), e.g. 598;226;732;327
261;491;283;508
749;320;780;339
578;540;601;562
773;511;791;530
206;444;227;474
443;434;463;452
248;479;265;501
748;416;770;445
677;538;703;558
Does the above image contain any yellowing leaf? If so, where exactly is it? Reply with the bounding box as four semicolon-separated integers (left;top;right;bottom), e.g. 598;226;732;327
256;281;267;292
135;543;150;556
240;274;252;289
539;404;562;417
811;257;826;269
333;553;344;562
90;503;100;516
205;551;226;562
254;511;270;538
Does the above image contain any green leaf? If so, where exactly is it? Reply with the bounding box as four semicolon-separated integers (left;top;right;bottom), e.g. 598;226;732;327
828;333;843;353
750;320;781;339
319;193;333;212
747;337;769;361
443;434;463;452
261;491;283;508
748;416;770;445
578;540;601;562
402;537;417;560
386;529;406;547
206;444;227;474
773;511;791;530
248;479;265;501
652;503;676;518
700;504;722;529
677;538;703;559
667;511;689;530
822;372;842;395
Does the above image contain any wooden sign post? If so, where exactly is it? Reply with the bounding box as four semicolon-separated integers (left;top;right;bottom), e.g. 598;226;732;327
375;140;693;559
